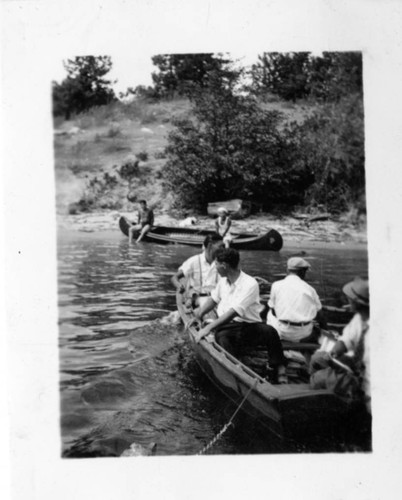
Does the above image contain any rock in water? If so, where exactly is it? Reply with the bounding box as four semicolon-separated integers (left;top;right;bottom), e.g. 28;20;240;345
121;442;157;457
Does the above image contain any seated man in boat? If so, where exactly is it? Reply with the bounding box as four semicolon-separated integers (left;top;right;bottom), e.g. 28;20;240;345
310;277;370;413
172;234;224;308
127;199;154;244
266;257;327;344
215;207;233;248
189;248;288;384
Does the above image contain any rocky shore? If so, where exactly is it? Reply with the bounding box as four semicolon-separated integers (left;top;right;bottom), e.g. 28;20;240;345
56;210;367;247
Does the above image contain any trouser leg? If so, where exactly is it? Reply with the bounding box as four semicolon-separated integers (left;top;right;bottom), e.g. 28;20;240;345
215;323;243;357
241;323;286;367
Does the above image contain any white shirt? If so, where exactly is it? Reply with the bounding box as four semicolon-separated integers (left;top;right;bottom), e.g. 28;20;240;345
340;313;370;405
179;252;219;294
211;271;262;323
267;274;322;341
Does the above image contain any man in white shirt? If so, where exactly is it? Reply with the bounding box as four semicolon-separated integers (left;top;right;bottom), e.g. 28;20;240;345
172;234;224;307
311;277;370;412
267;257;326;343
190;248;287;384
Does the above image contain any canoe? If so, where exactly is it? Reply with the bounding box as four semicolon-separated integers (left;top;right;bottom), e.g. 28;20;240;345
119;216;283;251
176;290;355;440
207;199;252;219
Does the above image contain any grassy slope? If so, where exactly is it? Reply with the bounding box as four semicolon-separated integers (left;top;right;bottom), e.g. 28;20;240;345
53;97;311;216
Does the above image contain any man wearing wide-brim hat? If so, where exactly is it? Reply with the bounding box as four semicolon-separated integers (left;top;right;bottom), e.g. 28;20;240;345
310;276;371;432
266;257;327;343
330;278;370;402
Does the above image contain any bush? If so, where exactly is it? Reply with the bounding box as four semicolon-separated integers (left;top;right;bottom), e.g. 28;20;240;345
137;150;148;162
292;94;365;212
162;70;312;211
119;159;140;179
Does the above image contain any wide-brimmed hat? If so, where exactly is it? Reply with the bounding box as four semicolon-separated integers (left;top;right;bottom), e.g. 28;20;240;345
217;207;228;214
287;257;311;271
342;277;369;306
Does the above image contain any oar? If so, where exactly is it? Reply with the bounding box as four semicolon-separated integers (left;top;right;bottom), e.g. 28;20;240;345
328;355;354;374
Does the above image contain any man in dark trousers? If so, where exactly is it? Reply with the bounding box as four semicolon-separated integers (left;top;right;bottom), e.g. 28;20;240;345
188;248;288;384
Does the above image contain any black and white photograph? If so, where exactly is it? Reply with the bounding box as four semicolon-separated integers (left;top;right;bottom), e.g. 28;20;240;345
2;1;402;499
54;50;370;457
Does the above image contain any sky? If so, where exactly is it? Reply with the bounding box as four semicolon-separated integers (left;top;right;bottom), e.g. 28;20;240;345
52;51;261;94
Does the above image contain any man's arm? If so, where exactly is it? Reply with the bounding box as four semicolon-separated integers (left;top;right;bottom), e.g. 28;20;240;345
193;297;217;320
315;309;328;329
172;270;186;293
331;339;347;358
195;308;237;343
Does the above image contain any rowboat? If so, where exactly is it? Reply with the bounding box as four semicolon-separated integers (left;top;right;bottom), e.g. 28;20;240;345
119;216;283;251
176;290;355;440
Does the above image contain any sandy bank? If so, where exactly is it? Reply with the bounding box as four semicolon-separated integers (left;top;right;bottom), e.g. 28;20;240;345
56;210;367;248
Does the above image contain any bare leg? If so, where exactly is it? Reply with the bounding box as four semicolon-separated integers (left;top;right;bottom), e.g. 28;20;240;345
128;224;140;243
136;224;151;243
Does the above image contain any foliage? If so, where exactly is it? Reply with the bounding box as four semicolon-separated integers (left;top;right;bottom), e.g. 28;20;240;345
119;159;140;180
137;150;149;162
151;53;230;98
162;70;312;210
251;51;363;103
292;94;365;211
250;52;311;102
52;56;116;119
308;52;363;102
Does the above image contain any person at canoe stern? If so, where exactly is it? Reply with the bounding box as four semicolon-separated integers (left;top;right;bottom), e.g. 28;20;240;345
310;277;370;413
215;207;233;248
189;248;287;384
266;257;327;343
172;234;224;308
127;199;154;243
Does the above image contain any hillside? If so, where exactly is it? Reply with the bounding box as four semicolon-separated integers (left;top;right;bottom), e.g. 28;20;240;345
53;96;310;216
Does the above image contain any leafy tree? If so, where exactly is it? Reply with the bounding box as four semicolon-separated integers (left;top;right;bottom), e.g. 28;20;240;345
251;52;311;102
151;53;230;98
163;70;311;210
52;56;115;119
292;94;365;211
308;51;363;101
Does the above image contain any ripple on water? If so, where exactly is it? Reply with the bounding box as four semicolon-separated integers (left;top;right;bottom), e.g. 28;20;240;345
58;234;369;456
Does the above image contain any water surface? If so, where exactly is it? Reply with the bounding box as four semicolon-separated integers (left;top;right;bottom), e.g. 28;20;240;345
58;230;368;456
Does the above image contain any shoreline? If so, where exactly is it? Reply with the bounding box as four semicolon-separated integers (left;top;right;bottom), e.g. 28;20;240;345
56;210;368;249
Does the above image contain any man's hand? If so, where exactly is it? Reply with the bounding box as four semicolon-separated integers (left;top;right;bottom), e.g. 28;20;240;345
185;317;199;330
194;324;213;344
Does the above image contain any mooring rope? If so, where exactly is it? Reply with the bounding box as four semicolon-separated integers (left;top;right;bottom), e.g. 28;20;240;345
196;379;258;455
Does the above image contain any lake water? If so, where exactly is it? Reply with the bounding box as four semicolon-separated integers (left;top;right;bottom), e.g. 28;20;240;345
58;230;368;457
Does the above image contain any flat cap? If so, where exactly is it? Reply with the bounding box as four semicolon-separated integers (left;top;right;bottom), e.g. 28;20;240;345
287;257;311;270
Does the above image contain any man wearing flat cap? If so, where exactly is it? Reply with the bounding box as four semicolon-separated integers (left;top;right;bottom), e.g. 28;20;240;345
266;257;326;343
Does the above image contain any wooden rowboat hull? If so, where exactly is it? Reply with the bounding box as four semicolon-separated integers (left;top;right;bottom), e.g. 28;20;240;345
119;216;283;251
176;291;352;440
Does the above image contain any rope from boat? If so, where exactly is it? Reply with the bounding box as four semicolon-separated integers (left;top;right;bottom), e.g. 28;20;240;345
196;379;258;455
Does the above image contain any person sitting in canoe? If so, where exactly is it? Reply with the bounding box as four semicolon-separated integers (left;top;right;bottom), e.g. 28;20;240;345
266;257;327;344
188;248;288;384
215;207;233;248
172;234;224;308
310;277;370;412
127;199;154;244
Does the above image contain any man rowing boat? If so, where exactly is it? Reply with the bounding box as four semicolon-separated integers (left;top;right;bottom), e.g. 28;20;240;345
188;248;288;384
